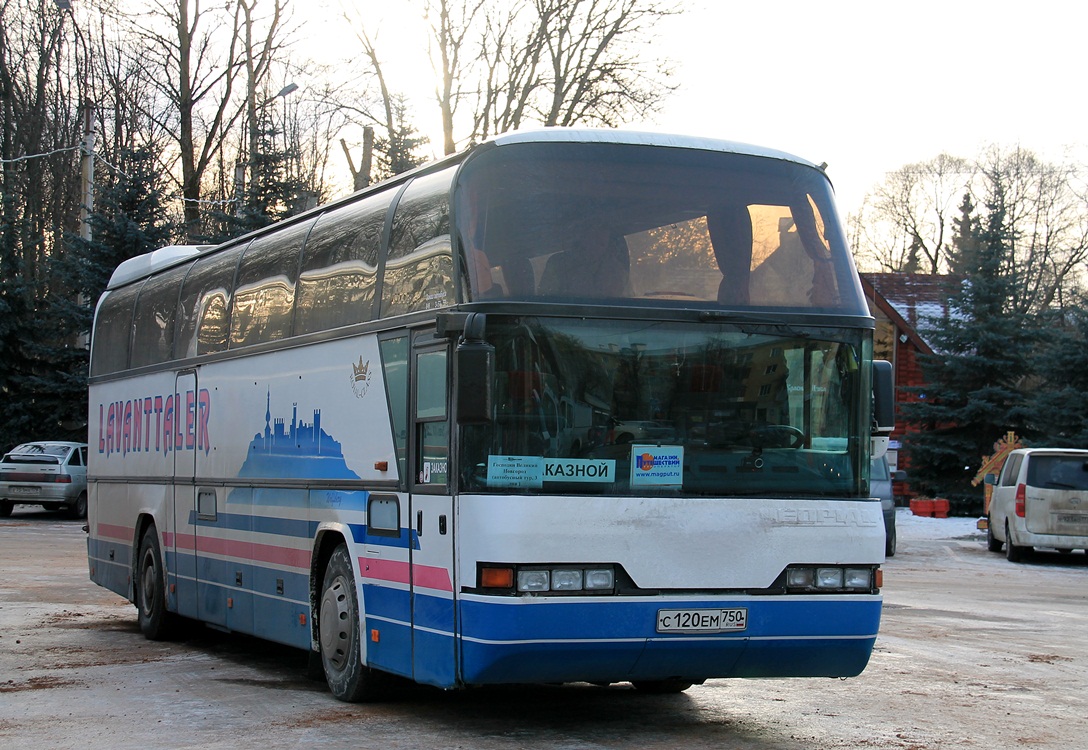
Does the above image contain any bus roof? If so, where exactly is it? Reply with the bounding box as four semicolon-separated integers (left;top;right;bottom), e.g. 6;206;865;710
104;129;827;291
482;128;822;171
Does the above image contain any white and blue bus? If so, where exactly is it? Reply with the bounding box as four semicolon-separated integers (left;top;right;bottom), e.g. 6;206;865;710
87;129;894;701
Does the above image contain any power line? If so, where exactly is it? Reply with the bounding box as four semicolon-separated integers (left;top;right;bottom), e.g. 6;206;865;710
0;145;81;164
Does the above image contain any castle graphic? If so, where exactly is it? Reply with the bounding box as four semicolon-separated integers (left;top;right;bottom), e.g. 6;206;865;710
236;390;360;481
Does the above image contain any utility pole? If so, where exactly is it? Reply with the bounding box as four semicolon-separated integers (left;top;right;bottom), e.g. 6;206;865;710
79;103;94;244
76;102;93;349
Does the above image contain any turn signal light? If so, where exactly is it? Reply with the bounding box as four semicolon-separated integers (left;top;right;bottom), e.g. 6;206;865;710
1015;483;1026;518
480;567;514;588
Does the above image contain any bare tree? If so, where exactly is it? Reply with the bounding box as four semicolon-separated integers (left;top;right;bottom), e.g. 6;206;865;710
124;0;289;240
0;0;83;293
977;145;1088;316
425;0;486;155
426;0;678;153
851;153;972;274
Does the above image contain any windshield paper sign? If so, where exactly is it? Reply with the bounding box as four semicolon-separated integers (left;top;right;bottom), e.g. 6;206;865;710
631;445;684;488
487;456;616;488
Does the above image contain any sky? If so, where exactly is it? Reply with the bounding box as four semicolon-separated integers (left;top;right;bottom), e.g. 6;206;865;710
311;0;1087;217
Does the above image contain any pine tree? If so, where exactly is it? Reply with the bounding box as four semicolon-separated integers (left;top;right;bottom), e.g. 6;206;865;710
29;146;179;441
1028;303;1088;445
0;217;38;450
901;185;1037;513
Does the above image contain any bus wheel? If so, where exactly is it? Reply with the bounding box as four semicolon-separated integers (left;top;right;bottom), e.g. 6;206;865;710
319;544;384;702
136;526;178;640
631;679;693;694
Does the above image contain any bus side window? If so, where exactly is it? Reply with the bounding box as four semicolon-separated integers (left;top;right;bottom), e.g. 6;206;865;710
131;262;190;368
176;243;247;358
379;336;410;482
230;218;314;348
381;168;456;318
295;191;387;335
90;284;140;376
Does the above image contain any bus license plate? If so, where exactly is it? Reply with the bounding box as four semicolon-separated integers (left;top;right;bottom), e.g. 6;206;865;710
656;608;747;633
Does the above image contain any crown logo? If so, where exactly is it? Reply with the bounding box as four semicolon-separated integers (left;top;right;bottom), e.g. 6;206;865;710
353;356;370;382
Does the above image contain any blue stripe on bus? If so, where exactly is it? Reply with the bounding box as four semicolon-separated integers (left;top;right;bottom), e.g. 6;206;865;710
183;575;311;650
349;524;419;550
187;511;317;538
361;583;411;623
165;549;310;604
457;596;881;685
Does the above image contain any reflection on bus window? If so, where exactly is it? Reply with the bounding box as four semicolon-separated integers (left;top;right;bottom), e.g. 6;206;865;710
131;263;189;367
380;336;409;480
381;168;455;317
230;219;313;348
177;244;246;357
90;284;139;375
460;317;866;499
454;143;863;314
296;193;387;334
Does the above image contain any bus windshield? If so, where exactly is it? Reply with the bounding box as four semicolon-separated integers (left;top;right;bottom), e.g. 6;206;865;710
455;141;866;314
460;316;869;499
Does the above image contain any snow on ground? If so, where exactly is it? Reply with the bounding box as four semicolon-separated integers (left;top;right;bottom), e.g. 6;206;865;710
895;506;984;540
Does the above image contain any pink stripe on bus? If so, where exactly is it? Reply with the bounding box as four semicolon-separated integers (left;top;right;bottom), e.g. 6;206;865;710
97;523;133;542
169;532;310;569
360;557;453;592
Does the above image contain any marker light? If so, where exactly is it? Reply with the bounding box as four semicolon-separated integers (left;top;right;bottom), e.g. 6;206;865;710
480;567;514;589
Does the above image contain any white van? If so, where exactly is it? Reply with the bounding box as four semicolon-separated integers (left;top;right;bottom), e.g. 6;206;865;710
985;448;1088;561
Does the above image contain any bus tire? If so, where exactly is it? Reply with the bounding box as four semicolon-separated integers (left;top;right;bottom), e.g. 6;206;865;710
319;544;385;702
136;526;178;640
631;679;693;694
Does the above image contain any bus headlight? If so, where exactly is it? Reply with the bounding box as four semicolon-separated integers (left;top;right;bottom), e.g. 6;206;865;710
517;570;550;592
551;569;584;591
483;564;618;595
584;568;615;590
816;567;844;589
781;565;880;594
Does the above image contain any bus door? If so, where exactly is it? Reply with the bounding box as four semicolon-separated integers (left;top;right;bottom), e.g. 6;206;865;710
409;337;457;688
173;370;227;627
171;370;199;619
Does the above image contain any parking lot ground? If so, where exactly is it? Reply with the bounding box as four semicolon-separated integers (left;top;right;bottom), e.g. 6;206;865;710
2;506;1087;749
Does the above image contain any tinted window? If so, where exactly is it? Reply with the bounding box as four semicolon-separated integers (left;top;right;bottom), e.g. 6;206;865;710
381;169;455;317
455;142;864;312
176;244;246;358
380;336;409;481
1026;455;1088;491
131;262;190;367
230;220;313;348
91;284;140;376
1000;454;1024;487
295;193;388;335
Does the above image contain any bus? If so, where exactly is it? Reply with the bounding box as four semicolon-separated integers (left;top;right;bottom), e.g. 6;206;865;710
87;128;895;701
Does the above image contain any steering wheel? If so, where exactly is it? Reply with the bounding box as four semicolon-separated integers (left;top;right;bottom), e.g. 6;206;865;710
748;424;806;449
